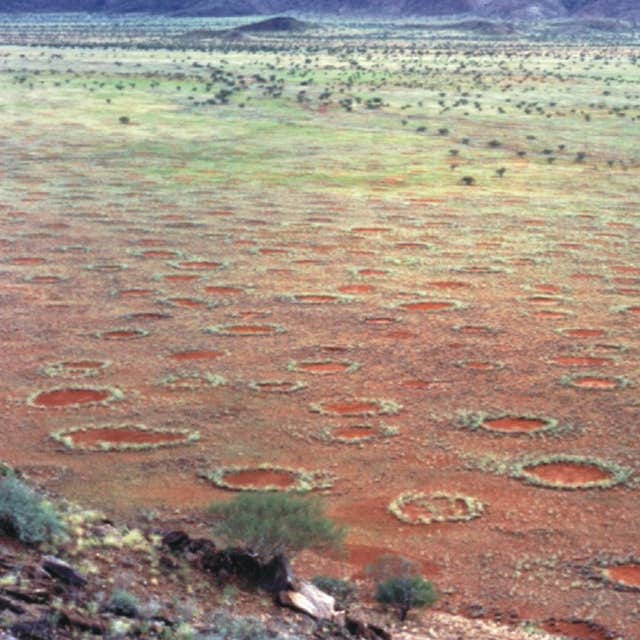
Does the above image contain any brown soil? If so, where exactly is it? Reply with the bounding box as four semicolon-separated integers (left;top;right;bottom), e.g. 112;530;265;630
604;564;640;588
175;260;222;270
461;361;500;371
204;286;244;295
69;427;187;447
522;462;611;486
532;310;571;319
316;400;382;415
170;350;225;361
331;426;375;441
30;388;112;408
118;289;156;297
482;417;547;433
221;468;296;489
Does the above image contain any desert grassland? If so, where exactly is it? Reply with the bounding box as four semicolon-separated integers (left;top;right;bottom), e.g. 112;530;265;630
1;17;640;636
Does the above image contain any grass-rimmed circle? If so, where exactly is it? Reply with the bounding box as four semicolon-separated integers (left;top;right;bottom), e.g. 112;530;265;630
206;324;286;337
510;455;631;490
389;491;485;525
41;360;112;378
280;293;354;305
396;299;465;313
592;558;640;592
247;380;307;394
310;398;402;417
317;423;399;444
288;360;360;375
562;374;630;391
51;423;200;452
458;412;567;437
27;386;124;409
94;328;149;341
201;464;335;493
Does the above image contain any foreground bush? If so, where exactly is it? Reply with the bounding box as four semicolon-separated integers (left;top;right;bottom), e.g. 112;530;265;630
200;611;306;640
0;476;65;544
209;492;345;562
312;575;357;608
375;575;438;621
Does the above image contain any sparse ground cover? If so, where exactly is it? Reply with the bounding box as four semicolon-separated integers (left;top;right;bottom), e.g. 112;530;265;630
0;14;639;639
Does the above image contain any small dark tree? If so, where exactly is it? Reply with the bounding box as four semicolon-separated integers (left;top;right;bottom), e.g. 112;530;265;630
376;575;437;621
209;492;345;563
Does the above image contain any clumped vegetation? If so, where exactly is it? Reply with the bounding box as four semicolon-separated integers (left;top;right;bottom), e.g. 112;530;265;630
209;492;346;562
0;475;65;544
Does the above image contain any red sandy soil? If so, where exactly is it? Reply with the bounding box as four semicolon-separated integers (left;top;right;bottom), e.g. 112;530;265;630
569;377;620;390
221;469;297;490
521;462;612;486
482;417;547;433
30;388;112;408
2;187;639;639
69;427;187;447
604;564;640;588
331;426;375;440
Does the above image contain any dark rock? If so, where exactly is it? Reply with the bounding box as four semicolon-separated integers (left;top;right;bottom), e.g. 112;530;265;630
41;556;87;588
10;619;55;640
57;609;105;634
162;530;191;552
202;547;261;583
2;589;49;605
346;617;392;640
187;537;216;555
467;603;486;618
0;595;26;615
259;554;296;593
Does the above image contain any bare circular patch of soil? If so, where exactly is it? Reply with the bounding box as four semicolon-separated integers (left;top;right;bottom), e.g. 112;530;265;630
25;275;65;284
161;274;202;283
364;316;400;325
10;257;46;265
357;268;389;277
462;413;560;435
124;312;172;322
311;398;401;417
95;328;149;340
137;249;181;259
427;280;471;290
531;310;573;320
86;263;127;272
207;324;285;337
289;360;359;375
248;380;306;394
171;260;224;270
511;455;630;489
118;288;157;298
453;325;498;336
338;284;374;294
162;297;210;309
289;293;349;304
559;328;607;339
52;424;199;451
389;491;485;525
169;350;225;362
564;375;628;391
43;360;111;378
603;564;640;590
203;464;334;492
27;386;123;409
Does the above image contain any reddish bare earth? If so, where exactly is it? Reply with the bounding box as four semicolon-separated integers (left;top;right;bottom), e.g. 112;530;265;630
1;188;638;638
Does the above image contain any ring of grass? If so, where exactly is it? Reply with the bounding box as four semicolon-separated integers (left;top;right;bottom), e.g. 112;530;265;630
561;374;630;391
24;274;68;284
588;557;640;592
317;423;399;444
389;491;485;525
310;398;402;417
457;412;567;437
41;360;112;378
248;380;307;394
26;386;124;409
510;454;632;490
160;373;227;390
93;328;149;340
202;464;335;493
50;424;200;452
279;293;354;305
395;299;466;313
288;360;361;375
168;258;228;271
206;324;286;337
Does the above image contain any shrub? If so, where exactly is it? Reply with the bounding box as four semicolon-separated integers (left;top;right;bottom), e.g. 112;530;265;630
106;589;140;617
312;576;357;608
0;476;65;544
209;492;345;562
375;576;438;621
199;612;305;640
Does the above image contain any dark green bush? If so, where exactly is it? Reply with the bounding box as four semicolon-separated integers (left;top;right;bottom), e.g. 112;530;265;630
209;492;345;561
106;589;140;617
375;575;437;620
0;476;65;544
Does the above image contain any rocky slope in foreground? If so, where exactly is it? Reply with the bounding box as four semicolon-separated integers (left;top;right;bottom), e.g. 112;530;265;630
1;0;639;21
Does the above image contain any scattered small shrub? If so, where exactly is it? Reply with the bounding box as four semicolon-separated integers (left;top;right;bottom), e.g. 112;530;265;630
209;492;345;562
201;612;305;640
118;115;130;124
106;589;140;617
0;476;65;544
375;575;438;621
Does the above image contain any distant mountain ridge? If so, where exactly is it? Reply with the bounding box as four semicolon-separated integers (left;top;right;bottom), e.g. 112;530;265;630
2;0;639;22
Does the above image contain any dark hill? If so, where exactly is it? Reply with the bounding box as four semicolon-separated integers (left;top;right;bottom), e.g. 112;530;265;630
234;16;311;31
